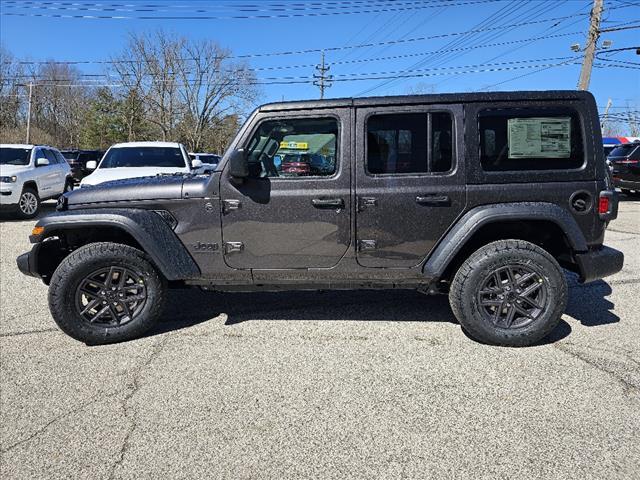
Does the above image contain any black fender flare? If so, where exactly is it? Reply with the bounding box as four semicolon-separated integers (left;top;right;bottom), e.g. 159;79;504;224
422;202;588;279
34;208;200;280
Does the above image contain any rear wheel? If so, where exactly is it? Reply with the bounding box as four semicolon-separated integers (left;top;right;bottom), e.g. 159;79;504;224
16;187;40;219
48;242;166;344
449;239;567;347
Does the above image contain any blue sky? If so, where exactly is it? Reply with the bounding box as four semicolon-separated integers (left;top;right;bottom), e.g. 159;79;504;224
1;0;638;116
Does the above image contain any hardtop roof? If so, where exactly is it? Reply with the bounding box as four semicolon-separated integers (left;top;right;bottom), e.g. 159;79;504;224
259;90;595;112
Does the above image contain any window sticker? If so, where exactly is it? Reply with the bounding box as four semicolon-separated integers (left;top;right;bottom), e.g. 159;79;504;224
507;117;571;159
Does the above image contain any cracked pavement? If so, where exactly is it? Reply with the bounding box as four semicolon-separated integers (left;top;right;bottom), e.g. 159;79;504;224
1;198;639;479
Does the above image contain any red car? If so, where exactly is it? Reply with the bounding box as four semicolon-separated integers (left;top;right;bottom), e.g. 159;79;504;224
280;154;311;175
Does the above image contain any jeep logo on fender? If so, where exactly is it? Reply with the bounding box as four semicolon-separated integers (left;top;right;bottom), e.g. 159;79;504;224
192;242;218;252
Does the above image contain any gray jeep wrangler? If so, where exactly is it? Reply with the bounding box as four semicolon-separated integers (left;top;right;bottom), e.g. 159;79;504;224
17;91;623;346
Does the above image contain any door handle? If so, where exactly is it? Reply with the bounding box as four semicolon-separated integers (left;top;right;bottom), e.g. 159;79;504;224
416;195;450;206
311;198;344;209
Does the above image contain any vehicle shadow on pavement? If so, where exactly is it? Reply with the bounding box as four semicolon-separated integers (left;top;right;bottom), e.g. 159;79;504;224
151;288;458;336
0;202;57;223
150;288;574;345
566;278;620;327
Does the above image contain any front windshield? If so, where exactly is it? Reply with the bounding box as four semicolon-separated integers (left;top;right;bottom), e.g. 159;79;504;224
609;144;638;157
0;148;32;166
199;155;219;163
62;151;79;160
99;147;186;169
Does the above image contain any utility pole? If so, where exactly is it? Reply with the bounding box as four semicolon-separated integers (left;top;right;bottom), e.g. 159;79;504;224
601;98;612;133
578;0;604;90
25;82;34;144
313;50;333;99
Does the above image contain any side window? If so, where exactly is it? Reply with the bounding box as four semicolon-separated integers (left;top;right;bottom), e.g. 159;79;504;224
43;149;58;164
245;117;338;178
53;150;68;165
479;107;584;171
366;111;454;175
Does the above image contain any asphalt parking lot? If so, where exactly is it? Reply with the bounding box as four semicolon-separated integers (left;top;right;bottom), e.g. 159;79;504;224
1;198;639;479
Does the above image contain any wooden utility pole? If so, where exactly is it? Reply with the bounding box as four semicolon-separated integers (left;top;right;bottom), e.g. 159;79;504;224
25;82;34;144
578;0;604;90
313;50;333;99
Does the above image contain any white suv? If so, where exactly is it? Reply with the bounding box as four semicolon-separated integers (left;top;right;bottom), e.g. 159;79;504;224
0;144;74;218
80;141;202;187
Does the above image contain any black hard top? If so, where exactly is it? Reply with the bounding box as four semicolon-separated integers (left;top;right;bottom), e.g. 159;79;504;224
259;90;594;112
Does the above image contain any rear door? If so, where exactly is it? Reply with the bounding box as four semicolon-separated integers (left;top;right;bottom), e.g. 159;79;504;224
220;109;351;270
355;104;466;268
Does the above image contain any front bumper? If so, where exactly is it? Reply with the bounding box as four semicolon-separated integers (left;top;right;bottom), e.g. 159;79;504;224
16;246;40;278
575;245;624;284
0;186;20;206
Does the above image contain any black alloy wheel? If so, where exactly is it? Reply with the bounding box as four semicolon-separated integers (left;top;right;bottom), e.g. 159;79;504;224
476;264;548;329
75;266;148;326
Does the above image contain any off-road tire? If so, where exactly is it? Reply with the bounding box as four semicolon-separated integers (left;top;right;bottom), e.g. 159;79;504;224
49;242;167;345
449;239;567;347
16;187;40;219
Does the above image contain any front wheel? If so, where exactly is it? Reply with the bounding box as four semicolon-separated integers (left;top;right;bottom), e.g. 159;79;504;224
48;242;167;344
449;240;567;347
17;187;40;219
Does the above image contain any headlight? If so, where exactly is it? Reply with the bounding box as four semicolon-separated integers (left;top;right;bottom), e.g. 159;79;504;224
0;176;17;183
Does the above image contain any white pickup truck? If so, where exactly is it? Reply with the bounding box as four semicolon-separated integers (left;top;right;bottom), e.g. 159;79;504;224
0;144;73;218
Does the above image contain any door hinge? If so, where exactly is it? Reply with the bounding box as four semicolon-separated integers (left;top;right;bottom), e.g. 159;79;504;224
358;239;377;251
358;197;377;212
222;199;241;214
224;242;244;254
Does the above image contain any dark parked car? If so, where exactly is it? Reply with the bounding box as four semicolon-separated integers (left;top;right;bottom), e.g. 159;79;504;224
281;154;311;175
17;90;623;347
61;150;103;181
608;141;640;196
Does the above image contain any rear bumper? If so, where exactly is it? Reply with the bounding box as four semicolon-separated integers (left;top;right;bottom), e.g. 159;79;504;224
575;245;624;283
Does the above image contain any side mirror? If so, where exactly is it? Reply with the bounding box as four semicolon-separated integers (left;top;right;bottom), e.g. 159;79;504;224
228;149;248;179
85;160;97;170
191;159;203;169
36;157;49;167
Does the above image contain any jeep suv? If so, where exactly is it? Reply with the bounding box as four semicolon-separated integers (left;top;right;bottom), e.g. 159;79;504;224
16;91;623;346
1;144;74;218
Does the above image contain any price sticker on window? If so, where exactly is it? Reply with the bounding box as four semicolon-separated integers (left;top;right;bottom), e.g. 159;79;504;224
508;117;571;159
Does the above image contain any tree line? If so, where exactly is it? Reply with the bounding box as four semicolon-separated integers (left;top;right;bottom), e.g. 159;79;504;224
0;31;259;153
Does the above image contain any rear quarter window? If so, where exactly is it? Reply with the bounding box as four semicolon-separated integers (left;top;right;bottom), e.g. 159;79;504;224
479;107;585;172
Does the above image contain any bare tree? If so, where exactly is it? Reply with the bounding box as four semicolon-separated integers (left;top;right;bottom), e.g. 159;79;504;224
112;30;258;150
27;62;91;147
174;40;257;151
0;46;23;135
112;31;185;141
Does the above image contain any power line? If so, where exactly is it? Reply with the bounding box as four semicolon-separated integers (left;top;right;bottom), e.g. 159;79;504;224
2;57;583;88
3;17;587;66
354;0;552;96
0;0;503;20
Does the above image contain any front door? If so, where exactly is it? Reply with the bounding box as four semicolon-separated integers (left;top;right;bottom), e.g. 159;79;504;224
220;110;351;270
34;148;58;196
355;104;466;268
